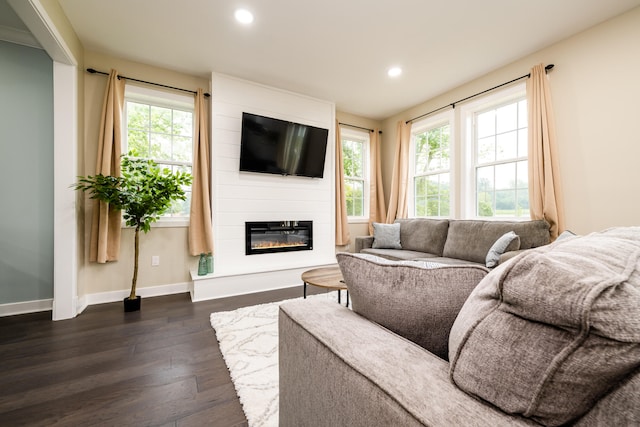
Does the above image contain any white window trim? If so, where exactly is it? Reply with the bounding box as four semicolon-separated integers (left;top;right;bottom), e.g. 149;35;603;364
341;127;371;223
408;109;455;218
125;83;194;110
122;219;189;229
459;82;527;220
122;83;195;228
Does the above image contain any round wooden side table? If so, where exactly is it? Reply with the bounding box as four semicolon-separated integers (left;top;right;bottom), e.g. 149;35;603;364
301;266;349;307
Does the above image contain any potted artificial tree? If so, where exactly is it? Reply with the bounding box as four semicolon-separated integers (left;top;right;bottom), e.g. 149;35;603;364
74;153;192;312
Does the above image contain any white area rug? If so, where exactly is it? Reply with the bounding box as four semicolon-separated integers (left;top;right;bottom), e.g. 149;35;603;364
210;292;341;427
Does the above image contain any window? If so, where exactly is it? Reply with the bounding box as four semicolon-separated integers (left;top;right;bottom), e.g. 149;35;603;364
410;113;452;217
124;85;194;221
341;128;369;220
473;97;528;218
407;84;529;220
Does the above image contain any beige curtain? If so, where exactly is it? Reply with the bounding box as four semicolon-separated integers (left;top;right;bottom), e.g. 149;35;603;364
335;122;350;246
189;89;214;255
385;120;412;222
368;129;386;235
90;69;125;263
527;64;565;241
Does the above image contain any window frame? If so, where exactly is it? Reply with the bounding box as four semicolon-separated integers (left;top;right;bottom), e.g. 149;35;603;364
408;110;454;218
460;82;529;220
123;84;195;228
340;127;370;223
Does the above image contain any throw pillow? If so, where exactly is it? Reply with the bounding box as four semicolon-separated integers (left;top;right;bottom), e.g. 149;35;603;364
371;222;401;249
556;229;577;241
485;231;520;268
336;252;488;360
449;227;640;426
394;218;449;255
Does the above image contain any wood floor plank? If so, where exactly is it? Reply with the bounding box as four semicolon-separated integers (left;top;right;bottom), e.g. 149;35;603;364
0;346;134;397
0;356;171;413
1;372;198;426
0;286;319;426
176;397;247;427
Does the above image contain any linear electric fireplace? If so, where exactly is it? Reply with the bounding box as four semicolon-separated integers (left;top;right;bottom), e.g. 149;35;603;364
245;221;313;255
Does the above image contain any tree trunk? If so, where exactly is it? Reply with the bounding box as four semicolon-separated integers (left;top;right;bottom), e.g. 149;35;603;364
129;225;140;300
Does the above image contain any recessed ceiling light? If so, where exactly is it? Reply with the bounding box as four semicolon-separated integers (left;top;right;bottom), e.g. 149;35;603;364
235;9;254;24
388;67;402;78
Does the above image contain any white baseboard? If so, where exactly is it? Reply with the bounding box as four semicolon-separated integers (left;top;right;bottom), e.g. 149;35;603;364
190;264;336;302
79;282;191;312
0;299;53;317
2;267;334;317
2;283;191;318
76;295;88;315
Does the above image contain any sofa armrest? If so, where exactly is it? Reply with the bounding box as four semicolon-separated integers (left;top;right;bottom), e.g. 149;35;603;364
279;300;537;427
355;235;374;252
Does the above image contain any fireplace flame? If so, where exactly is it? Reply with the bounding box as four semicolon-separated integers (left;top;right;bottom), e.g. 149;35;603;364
251;241;307;250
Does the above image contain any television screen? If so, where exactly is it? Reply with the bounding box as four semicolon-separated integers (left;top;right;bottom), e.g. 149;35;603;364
239;112;329;178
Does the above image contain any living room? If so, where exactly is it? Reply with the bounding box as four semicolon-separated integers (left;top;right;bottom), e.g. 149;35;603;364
1;0;640;425
2;1;640;318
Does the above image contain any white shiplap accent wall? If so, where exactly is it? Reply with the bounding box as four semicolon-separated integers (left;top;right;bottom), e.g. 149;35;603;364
210;73;336;281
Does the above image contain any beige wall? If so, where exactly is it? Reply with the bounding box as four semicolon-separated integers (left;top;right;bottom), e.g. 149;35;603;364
40;0;83;62
79;51;210;297
381;7;640;235
335;111;383;252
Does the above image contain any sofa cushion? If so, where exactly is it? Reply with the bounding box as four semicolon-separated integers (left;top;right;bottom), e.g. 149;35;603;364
448;227;640;426
417;256;483;266
395;218;449;256
337;252;488;360
354;253;444;268
361;248;438;261
443;219;549;263
573;368;640;426
372;222;402;249
485;231;520;268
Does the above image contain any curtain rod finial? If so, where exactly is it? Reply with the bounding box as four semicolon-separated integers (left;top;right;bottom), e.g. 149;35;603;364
545;64;555;72
87;68;97;73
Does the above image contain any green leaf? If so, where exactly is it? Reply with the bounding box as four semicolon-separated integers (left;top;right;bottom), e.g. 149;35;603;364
72;151;192;230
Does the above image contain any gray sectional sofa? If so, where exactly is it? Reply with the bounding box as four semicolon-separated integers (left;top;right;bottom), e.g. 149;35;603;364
356;218;551;267
279;227;640;426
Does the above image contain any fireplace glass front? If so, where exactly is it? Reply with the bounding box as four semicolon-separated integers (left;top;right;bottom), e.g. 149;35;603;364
245;221;313;255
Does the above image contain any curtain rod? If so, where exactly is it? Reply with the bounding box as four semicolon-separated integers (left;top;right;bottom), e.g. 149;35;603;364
86;68;211;98
406;64;554;124
338;122;382;134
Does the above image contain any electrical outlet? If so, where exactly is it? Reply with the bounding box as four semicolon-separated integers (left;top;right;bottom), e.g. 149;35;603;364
151;255;160;266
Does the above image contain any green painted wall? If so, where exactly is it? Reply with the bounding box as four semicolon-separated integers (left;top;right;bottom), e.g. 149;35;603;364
0;40;54;304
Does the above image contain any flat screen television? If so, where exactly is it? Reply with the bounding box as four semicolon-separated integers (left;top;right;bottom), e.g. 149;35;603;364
239;112;329;178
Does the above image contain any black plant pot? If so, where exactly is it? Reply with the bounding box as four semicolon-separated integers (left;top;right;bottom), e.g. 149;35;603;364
124;295;141;312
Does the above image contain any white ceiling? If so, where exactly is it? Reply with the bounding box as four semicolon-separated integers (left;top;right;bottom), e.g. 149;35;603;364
7;1;640;119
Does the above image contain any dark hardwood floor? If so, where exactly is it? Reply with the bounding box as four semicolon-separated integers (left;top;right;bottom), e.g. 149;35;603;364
0;286;322;426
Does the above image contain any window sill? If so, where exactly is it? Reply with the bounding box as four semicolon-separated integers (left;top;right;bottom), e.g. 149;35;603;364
347;217;370;224
122;219;189;229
